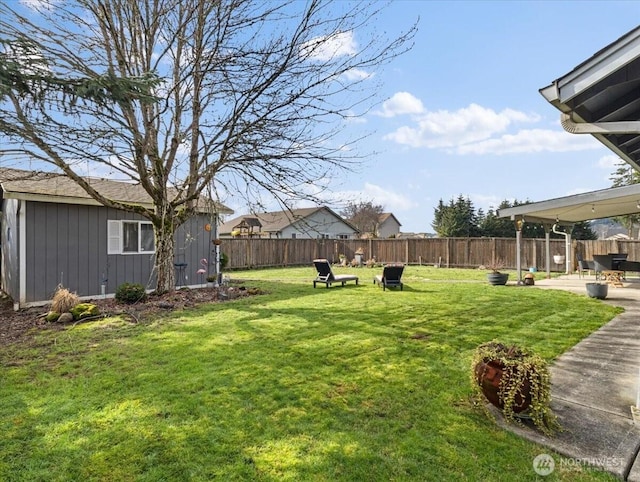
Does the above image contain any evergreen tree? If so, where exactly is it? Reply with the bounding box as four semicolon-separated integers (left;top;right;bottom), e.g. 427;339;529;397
432;196;479;237
610;160;640;238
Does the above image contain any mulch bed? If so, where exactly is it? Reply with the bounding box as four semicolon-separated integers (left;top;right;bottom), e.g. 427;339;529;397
0;284;262;346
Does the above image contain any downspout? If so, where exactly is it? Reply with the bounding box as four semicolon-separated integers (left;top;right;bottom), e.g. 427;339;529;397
552;223;571;274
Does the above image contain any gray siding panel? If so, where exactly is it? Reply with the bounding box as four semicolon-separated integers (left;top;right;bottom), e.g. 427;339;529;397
23;202;214;303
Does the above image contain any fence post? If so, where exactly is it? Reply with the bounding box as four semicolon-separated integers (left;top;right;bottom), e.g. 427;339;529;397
405;239;409;264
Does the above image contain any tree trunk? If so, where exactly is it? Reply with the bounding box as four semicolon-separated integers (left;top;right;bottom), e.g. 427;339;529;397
154;221;176;294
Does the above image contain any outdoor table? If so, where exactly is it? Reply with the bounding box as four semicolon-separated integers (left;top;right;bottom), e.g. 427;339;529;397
601;270;624;287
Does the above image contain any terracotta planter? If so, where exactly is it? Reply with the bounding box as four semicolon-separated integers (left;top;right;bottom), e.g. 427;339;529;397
487;273;509;285
474;360;532;414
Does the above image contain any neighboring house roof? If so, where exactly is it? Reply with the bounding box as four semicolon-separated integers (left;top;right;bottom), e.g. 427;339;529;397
378;212;402;227
605;233;630;240
0;167;233;214
219;206;359;235
233;217;262;229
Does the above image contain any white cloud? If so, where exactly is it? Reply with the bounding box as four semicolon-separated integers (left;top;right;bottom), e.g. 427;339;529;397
330;182;417;212
300;31;357;62
342;68;373;81
597;153;623;170
20;0;58;11
384;103;540;149
376;92;425;118
454;128;601;155
469;193;504;213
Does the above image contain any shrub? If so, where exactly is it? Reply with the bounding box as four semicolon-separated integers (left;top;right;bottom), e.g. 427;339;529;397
220;252;229;269
115;282;147;304
45;311;60;322
51;286;80;313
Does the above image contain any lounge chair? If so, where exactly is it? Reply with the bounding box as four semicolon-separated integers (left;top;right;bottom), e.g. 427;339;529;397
374;263;404;290
312;259;359;288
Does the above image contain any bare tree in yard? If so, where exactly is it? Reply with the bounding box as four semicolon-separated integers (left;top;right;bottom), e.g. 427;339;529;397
341;200;384;237
0;0;416;293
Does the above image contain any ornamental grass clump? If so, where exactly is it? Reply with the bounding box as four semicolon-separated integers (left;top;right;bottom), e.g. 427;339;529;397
51;285;80;314
471;341;560;436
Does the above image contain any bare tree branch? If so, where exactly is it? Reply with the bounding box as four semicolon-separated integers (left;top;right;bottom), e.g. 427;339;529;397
0;0;416;293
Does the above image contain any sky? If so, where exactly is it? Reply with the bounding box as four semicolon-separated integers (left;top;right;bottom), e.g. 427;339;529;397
312;1;640;233
3;1;640;234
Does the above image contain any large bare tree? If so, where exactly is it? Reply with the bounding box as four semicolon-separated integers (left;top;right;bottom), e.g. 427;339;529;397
341;200;384;237
0;0;415;293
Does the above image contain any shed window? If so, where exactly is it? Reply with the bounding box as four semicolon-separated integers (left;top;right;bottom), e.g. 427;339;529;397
108;220;155;254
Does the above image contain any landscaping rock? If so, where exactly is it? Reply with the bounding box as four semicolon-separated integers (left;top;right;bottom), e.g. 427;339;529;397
58;312;74;323
70;303;100;320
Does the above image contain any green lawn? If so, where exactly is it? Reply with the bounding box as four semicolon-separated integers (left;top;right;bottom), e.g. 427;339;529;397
1;266;621;481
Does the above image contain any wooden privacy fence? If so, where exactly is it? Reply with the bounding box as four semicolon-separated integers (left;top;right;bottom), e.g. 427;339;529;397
219;237;640;271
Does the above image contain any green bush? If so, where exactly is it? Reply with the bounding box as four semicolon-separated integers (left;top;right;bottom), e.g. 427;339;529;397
115;282;147;304
220;252;229;269
45;311;60;322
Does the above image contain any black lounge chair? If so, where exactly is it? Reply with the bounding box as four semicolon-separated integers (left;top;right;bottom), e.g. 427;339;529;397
312;259;359;288
374;263;404;290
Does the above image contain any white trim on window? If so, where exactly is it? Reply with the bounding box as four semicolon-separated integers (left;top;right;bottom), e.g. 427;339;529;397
107;220;155;254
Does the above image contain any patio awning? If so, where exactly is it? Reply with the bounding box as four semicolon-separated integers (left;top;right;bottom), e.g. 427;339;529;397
539;26;640;172
497;183;640;225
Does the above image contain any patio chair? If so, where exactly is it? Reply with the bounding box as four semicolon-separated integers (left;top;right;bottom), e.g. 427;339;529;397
374;263;405;291
576;254;595;278
312;259;359;288
592;254;614;280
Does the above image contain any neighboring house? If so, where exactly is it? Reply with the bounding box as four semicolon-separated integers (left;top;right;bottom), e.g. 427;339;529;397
377;213;402;238
0;168;232;308
219;206;359;239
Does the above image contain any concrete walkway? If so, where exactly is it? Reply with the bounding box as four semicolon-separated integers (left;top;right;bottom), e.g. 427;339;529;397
503;273;640;480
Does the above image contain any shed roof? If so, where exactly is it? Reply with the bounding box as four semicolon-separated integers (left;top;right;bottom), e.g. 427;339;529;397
0;167;233;214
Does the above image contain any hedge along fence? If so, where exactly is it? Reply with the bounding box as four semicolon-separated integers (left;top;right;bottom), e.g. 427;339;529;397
217;237;640;271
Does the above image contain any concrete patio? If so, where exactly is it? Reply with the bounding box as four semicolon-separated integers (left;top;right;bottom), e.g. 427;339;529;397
502;273;640;480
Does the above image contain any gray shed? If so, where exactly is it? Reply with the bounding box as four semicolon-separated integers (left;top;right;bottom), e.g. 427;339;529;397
0;168;232;308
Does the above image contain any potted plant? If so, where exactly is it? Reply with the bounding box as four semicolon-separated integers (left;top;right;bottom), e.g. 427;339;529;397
471;341;559;435
586;282;608;299
553;253;565;265
485;259;509;285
